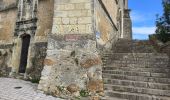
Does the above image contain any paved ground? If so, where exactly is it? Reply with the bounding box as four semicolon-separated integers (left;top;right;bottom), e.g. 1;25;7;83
0;78;63;100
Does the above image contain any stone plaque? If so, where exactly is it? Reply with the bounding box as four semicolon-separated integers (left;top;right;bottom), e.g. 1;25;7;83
65;34;80;41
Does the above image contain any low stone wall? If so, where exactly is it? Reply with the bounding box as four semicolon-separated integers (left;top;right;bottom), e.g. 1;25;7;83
149;35;170;67
161;43;170;57
149;35;170;56
0;44;13;77
38;35;103;99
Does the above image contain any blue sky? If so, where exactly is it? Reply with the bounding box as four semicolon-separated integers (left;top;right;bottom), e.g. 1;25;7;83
129;0;163;40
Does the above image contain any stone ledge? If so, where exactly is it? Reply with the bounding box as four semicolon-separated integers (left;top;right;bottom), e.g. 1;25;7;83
49;34;95;41
0;3;17;12
0;44;13;49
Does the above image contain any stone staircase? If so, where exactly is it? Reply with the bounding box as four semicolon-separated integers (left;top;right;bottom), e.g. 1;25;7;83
101;39;170;100
113;39;156;53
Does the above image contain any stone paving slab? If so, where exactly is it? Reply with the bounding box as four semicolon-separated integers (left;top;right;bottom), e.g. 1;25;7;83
0;78;63;100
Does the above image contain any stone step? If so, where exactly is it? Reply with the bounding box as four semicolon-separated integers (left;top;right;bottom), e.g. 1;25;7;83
104;84;170;97
101;96;128;100
103;74;170;84
107;63;170;68
110;60;169;64
103;79;170;90
111;55;169;60
105;90;170;100
102;70;170;78
112;60;169;65
112;53;168;57
113;49;156;53
103;67;170;73
111;56;169;60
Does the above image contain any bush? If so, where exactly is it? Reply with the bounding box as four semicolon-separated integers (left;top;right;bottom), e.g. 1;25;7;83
156;33;170;43
79;90;89;97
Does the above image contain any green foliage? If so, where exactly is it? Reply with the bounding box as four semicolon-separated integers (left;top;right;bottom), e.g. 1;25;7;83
31;78;40;83
79;90;89;97
155;0;170;43
0;72;3;77
156;32;170;43
27;78;40;83
57;86;65;92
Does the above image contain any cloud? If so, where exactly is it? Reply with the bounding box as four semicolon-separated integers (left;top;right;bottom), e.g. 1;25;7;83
131;11;154;23
133;26;156;35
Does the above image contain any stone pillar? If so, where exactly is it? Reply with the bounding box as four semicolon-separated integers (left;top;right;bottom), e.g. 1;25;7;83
125;0;128;9
123;9;132;40
10;37;22;75
38;0;103;99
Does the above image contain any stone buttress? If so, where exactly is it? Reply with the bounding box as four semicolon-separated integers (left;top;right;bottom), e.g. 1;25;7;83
38;0;104;99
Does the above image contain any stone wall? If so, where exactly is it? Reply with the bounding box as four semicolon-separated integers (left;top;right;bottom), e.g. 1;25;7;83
161;44;170;58
95;0;119;50
38;36;103;99
0;0;17;43
0;0;17;77
0;44;13;77
101;0;118;25
35;0;54;42
149;35;170;57
38;0;103;99
51;0;94;35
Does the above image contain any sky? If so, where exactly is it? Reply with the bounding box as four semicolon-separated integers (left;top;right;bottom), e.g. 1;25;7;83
129;0;163;40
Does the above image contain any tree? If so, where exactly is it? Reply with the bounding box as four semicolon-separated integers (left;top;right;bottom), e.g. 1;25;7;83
155;0;170;43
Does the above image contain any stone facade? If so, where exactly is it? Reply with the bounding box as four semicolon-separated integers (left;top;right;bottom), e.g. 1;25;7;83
0;0;132;99
0;0;17;43
95;0;120;50
9;0;54;81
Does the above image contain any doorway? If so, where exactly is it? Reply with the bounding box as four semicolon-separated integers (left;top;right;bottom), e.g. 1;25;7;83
19;35;31;73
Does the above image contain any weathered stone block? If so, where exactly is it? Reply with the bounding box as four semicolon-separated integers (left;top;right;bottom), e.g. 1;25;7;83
62;18;69;25
87;80;103;93
90;96;100;100
55;4;65;11
53;18;62;25
86;24;93;33
78;17;92;24
81;10;88;16
64;4;75;10
67;84;79;93
75;3;85;9
80;58;102;68
54;11;68;17
44;59;56;66
68;10;82;17
78;25;86;34
69;17;78;24
85;3;91;9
